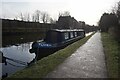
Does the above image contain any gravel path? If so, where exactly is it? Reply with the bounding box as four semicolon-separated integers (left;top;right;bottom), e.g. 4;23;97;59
46;32;107;78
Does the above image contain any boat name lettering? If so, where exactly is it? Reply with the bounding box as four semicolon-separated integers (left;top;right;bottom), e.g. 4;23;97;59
39;43;52;47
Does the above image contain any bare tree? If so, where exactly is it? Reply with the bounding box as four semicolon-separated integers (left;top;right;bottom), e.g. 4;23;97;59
63;11;70;16
19;13;28;21
58;11;70;17
23;13;29;21
20;13;24;21
111;6;117;14
41;12;50;23
27;13;30;22
31;10;41;22
49;17;56;24
35;10;41;22
111;1;120;18
117;1;120;20
111;1;120;23
32;13;36;22
58;12;63;17
14;16;18;20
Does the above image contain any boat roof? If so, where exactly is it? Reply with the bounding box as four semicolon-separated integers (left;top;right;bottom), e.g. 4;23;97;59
49;29;84;32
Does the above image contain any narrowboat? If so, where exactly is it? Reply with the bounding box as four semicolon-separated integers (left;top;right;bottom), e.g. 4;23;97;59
29;29;85;60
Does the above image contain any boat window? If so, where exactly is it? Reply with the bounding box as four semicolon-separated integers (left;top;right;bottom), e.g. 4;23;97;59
77;32;80;36
75;32;77;37
64;32;69;40
81;31;85;37
70;32;74;38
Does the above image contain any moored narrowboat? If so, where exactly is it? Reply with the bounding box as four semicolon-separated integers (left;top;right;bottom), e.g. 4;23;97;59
29;29;85;60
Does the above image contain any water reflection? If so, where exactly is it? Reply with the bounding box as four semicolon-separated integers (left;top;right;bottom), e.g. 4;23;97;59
0;42;36;78
86;32;94;36
2;33;45;47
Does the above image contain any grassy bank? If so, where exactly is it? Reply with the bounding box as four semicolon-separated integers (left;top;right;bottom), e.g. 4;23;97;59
8;33;95;78
101;33;119;78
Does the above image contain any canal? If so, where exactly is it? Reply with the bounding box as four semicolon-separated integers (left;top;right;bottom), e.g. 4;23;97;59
0;33;44;78
0;32;93;78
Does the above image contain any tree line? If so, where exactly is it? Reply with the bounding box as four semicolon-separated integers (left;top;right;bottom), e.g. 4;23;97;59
99;1;120;41
10;10;71;24
2;9;99;34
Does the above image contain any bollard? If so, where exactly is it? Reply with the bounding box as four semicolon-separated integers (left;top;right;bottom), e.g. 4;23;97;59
0;51;7;65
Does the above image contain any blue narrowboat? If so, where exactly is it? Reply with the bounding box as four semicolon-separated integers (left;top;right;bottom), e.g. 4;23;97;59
29;29;85;60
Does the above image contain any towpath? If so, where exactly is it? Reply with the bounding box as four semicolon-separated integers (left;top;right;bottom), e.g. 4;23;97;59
45;32;107;78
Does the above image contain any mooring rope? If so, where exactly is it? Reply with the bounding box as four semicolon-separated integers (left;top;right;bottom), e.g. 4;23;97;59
5;57;27;65
6;61;26;67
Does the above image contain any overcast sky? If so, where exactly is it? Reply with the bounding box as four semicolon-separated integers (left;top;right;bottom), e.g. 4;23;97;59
1;0;119;25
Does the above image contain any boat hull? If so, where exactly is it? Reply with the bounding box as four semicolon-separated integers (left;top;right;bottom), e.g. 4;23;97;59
30;36;84;60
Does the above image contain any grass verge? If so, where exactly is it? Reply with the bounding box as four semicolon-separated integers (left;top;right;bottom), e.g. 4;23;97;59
8;33;95;78
101;32;119;78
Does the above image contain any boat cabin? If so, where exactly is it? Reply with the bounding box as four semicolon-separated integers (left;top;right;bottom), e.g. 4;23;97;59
44;29;85;44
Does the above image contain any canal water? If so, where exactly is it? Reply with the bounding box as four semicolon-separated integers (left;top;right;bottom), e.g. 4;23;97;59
0;33;44;78
0;32;93;78
0;42;36;78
